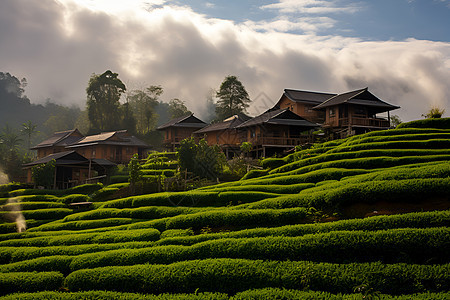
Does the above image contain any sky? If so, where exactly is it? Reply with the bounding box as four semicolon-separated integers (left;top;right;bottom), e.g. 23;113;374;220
0;0;449;122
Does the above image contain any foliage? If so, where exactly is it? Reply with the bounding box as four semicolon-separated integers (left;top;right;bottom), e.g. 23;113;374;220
397;117;450;129
389;114;402;127
422;106;445;118
21;121;39;151
128;86;162;134
168;98;191;119
177;137;226;180
86;70;126;132
31;160;55;189
128;154;143;192
215;75;251;120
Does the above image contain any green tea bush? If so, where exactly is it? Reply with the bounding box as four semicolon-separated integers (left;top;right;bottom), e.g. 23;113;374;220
142;169;176;177
1;201;66;210
65;258;450;294
397;117;450;129
0;228;160;247
260;158;285;170
66;183;103;195
0;255;73;274
205;183;314;195
109;175;129;184
68;227;449;271
60;194;91;204
27;218;134;232
21;208;73;220
0;271;63;295
240;169;268;180
0;291;228;300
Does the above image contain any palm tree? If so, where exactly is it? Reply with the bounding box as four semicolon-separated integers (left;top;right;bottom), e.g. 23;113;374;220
0;125;23;151
21;120;39;150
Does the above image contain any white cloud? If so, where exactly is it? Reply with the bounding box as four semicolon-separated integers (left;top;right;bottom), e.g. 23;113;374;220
0;0;449;123
261;0;361;14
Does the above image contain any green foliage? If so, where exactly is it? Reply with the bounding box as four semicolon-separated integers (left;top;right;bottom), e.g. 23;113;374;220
177;137;226;180
168;98;191;119
127;86;161;134
31;160;55;189
86;70;126;132
128;154;143;188
397;117;450;129
65;258;450;294
215;75;251;120
0;271;64;295
423;106;445;118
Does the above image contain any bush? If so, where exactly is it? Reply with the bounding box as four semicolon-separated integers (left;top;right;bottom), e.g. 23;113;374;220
0;271;63;295
65;258;450;294
27;218;134;232
397;117;450;129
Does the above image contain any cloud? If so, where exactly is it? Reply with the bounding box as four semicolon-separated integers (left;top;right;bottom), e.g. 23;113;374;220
0;0;449;123
261;0;361;14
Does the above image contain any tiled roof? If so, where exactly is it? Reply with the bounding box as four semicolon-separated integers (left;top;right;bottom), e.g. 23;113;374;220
313;88;400;111
194;113;251;134
31;129;83;149
236;109;318;129
283;89;336;104
67;130;149;148
157;114;207;130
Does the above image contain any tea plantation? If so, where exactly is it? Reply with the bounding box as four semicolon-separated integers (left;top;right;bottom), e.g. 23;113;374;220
0;122;449;299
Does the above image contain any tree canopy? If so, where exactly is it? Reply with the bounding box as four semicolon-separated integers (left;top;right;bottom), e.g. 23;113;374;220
215;75;251;121
128;86;162;134
168;98;191;119
86;70;126;132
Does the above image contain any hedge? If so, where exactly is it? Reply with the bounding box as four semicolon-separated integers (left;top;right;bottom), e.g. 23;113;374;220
396;117;450;129
0;201;66;210
0;291;228;300
0;271;63;295
63;206;207;222
65;258;450;294
101;191;279;209
246;177;450;210
201;183;315;195
20;208;73;220
68;227;449;271
0;228;160;247
141;169;176;177
27;218;135;232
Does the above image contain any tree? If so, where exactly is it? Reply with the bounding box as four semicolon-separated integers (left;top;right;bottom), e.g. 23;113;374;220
86;70;126;132
177;137;225;180
128;86;162;134
389;115;402;127
0;125;22;151
21;121;39;151
215;75;251;121
128;153;143;193
168;98;191;119
31;160;55;189
422;106;445;119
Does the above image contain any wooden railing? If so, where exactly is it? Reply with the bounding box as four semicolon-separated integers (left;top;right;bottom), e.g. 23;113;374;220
329;117;390;128
248;136;313;146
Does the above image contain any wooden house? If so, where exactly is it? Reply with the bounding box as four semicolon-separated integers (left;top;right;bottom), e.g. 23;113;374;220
194;113;251;158
157;114;207;152
65;130;149;164
235;108;318;157
312;88;400;138
273;89;336;124
31;129;84;159
23;150;116;189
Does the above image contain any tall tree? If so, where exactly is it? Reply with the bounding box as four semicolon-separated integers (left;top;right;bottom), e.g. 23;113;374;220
168;98;191;119
215;75;251;121
86;70;126;132
21;121;39;151
128;86;162;134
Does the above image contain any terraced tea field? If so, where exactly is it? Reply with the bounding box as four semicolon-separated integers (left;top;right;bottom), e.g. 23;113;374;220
0;125;449;299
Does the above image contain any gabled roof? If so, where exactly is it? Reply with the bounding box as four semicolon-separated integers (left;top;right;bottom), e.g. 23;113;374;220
281;89;336;105
23;150;88;167
31;129;83;150
236;109;318;129
313;88;400;112
67;130;149;149
194;113;251;134
157;114;207;130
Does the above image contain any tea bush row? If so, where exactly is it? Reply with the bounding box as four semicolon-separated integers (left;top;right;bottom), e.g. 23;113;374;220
0;227;160;247
27;218;135;232
246;177;450;210
65;258;450;294
63;206;208;222
101;191;280;209
0;271;63;295
65;227;450;271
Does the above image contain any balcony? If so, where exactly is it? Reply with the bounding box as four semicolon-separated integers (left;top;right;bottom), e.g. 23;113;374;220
328;117;390;128
247;136;313;146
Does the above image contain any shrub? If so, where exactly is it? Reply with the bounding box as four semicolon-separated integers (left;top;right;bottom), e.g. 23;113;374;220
0;271;63;295
27;218;134;232
65;258;450;294
397;117;450;129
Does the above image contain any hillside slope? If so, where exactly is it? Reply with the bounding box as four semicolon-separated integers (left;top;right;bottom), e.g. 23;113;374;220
0;126;449;299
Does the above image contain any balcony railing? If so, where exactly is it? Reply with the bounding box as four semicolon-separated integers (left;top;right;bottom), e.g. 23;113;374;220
329;117;390;128
247;136;313;146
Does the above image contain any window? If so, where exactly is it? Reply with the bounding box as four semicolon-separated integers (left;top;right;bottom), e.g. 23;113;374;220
304;105;313;113
355;107;366;116
329;108;335;117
